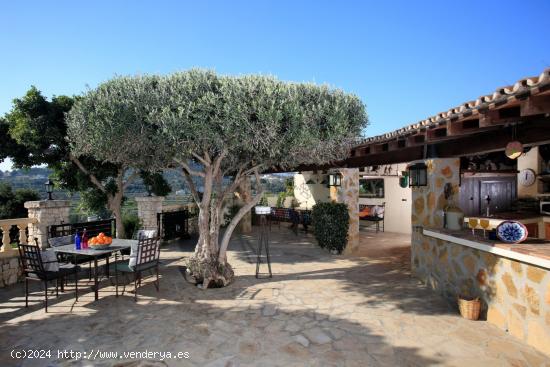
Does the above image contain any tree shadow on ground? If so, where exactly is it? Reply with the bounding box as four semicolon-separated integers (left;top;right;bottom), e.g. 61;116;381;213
0;236;546;366
224;226;454;316
0;274;441;367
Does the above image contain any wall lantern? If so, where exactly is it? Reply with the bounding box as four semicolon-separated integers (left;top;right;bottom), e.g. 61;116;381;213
328;173;342;187
505;140;523;159
408;163;428;187
399;171;409;188
44;179;54;200
146;182;153;196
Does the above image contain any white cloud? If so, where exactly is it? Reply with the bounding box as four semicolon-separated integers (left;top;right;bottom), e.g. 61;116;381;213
0;158;13;171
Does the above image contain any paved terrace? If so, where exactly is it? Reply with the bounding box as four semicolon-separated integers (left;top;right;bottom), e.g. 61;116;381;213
1;227;549;367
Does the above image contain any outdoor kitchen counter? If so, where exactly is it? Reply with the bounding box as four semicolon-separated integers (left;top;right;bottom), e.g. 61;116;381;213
423;227;550;270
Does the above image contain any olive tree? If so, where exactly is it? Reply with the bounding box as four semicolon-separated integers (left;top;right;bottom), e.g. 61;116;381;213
153;70;367;287
66;76;170;237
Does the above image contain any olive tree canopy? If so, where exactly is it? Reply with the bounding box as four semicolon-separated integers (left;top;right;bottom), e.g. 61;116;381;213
66;70;367;287
152;70;368;287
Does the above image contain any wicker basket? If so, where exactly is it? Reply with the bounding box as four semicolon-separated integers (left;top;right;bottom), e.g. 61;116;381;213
458;296;481;320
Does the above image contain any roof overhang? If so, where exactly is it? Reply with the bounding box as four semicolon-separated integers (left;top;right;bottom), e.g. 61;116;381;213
266;68;550;173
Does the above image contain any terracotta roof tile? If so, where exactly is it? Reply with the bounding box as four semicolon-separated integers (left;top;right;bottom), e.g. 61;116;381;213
357;67;550;146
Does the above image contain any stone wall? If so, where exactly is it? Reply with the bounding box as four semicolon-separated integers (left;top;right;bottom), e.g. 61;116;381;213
412;234;550;355
0;256;20;288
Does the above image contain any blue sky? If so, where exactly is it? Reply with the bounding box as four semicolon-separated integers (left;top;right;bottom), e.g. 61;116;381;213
1;0;549;171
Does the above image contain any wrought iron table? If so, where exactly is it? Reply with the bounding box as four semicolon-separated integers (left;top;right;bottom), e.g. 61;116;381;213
53;239;136;301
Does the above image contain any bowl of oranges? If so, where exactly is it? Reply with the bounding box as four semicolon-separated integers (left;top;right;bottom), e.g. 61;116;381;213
88;232;113;249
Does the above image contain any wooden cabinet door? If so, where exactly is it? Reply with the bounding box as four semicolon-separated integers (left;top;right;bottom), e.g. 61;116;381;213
525;223;538;238
459;177;479;216
546;223;550;240
480;180;514;215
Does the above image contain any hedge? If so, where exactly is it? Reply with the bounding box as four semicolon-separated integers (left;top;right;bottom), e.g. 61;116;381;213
311;202;349;254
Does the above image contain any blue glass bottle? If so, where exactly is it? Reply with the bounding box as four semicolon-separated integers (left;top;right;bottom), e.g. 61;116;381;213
75;231;81;250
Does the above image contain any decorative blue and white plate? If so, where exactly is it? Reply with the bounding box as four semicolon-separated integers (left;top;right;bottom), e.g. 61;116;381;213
496;221;528;244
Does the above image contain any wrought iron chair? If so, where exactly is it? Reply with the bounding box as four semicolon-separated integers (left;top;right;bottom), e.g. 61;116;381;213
48;235;94;280
113;236;161;301
18;239;79;312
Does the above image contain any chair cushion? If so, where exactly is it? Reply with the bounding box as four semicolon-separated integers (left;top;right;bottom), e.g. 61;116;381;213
359;207;371;218
372;205;384;218
27;265;81;280
128;243;140;268
136;229;157;240
48;235;73;248
111;259;156;273
41;250;60;272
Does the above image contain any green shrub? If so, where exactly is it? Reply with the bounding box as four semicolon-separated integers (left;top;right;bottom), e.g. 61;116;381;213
0;183;40;219
258;193;268;207
311;202;349;254
275;192;286;207
122;213;141;239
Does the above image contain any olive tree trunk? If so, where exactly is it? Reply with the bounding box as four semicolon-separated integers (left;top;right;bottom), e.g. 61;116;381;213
70;155;135;239
108;193;125;239
182;155;263;288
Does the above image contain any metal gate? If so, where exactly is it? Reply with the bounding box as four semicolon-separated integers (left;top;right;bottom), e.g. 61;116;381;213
157;209;190;240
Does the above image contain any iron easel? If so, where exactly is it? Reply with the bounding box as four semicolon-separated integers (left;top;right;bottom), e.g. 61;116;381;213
255;213;272;278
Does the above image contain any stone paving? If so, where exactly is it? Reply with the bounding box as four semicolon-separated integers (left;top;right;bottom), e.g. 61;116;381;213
1;226;550;366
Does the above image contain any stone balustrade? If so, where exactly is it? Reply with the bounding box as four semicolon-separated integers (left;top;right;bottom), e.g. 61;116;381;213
0;217;38;287
0;217;38;256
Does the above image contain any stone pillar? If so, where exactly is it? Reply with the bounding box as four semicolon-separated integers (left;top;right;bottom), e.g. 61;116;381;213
333;168;360;254
25;200;71;248
135;196;165;232
410;158;461;279
236;176;252;233
410;158;461;230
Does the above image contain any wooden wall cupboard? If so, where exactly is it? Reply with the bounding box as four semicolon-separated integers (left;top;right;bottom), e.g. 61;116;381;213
459;175;517;217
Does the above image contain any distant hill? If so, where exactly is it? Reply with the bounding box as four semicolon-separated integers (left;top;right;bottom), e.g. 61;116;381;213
0;167;290;200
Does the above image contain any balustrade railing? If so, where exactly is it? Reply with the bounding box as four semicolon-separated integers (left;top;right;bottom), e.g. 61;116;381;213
0;218;38;257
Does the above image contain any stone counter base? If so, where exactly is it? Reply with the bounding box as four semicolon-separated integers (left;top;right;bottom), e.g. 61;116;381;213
412;231;550;355
0;255;21;288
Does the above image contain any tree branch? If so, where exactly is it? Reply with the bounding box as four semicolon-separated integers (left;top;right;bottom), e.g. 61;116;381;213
212;149;227;177
218;167;265;263
69;153;107;193
243;164;262;178
182;169;201;204
191;152;209;166
203;151;212;165
175;158;205;177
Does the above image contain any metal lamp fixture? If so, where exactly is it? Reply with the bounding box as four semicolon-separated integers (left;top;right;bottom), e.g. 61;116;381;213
44;179;54;200
146;183;153;196
408;163;428;187
328;173;342;187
